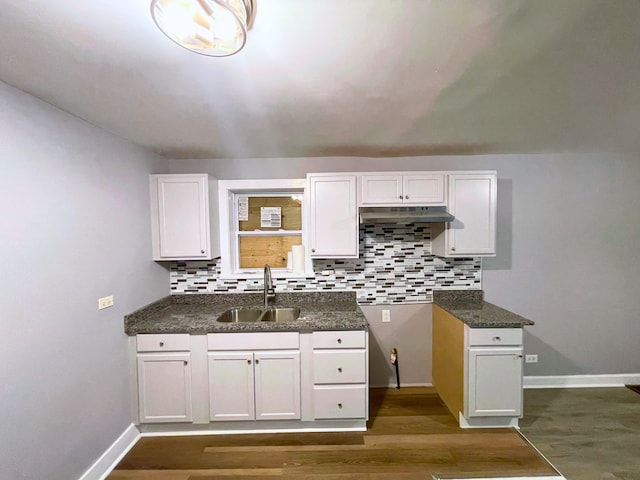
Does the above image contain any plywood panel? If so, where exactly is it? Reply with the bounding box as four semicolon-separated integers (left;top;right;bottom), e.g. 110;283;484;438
239;235;301;268
239;196;302;231
432;305;465;420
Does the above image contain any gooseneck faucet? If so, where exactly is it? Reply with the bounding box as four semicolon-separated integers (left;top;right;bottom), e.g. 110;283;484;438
263;264;276;307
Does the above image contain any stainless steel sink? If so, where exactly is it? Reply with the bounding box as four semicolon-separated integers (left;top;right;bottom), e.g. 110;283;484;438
216;307;302;323
216;308;264;323
260;307;301;322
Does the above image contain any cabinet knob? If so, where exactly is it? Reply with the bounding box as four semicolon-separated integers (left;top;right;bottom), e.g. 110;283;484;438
312;248;316;253
338;403;343;408
451;247;456;251
255;359;259;364
398;195;403;199
405;195;409;199
493;336;501;342
184;360;188;365
159;341;164;347
338;367;342;373
201;249;205;254
247;359;252;364
337;338;342;344
517;354;523;358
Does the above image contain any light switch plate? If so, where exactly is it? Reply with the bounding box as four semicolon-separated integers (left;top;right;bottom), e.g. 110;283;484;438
382;309;391;323
98;295;114;310
525;354;538;363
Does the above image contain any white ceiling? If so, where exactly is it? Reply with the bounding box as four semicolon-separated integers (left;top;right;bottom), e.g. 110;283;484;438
1;0;639;159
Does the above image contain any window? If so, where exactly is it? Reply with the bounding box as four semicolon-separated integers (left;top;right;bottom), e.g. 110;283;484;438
218;179;309;277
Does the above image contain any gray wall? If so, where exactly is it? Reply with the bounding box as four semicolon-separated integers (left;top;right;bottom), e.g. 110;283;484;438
0;82;169;480
170;154;640;380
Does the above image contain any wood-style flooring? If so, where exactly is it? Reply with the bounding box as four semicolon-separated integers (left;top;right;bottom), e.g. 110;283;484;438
520;387;640;480
109;387;558;479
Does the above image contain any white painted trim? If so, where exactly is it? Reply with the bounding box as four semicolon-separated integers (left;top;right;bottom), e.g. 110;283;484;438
78;423;140;480
458;412;519;429
524;373;640;389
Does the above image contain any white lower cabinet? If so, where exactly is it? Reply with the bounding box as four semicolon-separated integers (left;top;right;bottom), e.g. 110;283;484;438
132;329;368;430
464;326;523;425
136;334;193;423
207;333;301;421
467;347;523;417
311;331;368;420
432;306;524;428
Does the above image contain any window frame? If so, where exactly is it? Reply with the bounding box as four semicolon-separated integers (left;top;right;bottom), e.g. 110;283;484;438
218;179;311;279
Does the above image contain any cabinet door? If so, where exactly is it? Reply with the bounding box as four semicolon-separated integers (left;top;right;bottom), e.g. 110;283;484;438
467;347;523;417
449;173;496;256
403;174;445;205
254;351;301;420
360;175;403;205
137;353;192;423
308;175;358;258
208;352;255;421
151;174;211;260
433;173;496;257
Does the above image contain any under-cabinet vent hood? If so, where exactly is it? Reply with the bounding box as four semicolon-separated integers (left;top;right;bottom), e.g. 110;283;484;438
359;206;454;224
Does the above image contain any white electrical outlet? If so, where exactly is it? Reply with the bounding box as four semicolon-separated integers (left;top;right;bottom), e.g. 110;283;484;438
98;295;114;310
525;354;538;363
382;309;391;323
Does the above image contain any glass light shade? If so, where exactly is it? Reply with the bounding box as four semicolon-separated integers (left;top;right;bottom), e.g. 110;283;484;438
150;0;252;57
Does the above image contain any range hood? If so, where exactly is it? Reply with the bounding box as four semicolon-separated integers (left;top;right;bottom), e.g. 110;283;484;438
359;206;455;224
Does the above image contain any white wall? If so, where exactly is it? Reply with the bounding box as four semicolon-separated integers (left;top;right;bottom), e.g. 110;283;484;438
0;82;169;480
170;154;640;380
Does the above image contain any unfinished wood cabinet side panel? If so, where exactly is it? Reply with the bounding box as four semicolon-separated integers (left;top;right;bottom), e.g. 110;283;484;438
432;305;464;419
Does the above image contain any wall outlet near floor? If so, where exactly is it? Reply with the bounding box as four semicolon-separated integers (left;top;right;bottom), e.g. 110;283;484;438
381;309;391;323
98;295;114;310
525;354;538;363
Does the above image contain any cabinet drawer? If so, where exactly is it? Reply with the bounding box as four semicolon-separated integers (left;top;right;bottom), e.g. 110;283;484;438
468;328;522;346
137;334;190;352
313;350;366;384
313;385;367;419
207;332;299;351
312;330;366;349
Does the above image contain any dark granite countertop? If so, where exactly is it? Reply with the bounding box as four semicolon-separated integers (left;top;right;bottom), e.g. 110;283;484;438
433;290;534;328
124;292;369;335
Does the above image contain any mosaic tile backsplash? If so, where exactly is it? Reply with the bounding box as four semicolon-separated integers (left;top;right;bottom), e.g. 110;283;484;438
170;223;481;305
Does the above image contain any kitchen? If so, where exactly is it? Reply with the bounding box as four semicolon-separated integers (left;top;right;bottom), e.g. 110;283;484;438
2;1;640;480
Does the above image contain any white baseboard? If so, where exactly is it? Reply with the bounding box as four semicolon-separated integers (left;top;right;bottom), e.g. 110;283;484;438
434;477;564;480
524;373;640;389
78;423;140;480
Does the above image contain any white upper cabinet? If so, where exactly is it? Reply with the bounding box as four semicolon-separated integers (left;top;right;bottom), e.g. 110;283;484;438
150;174;219;261
360;173;445;206
432;172;497;257
308;174;359;258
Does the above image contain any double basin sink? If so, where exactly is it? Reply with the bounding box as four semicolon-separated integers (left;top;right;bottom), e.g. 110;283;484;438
217;307;301;323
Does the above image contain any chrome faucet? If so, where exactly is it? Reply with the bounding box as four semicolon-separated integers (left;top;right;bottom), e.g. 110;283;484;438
263;264;276;307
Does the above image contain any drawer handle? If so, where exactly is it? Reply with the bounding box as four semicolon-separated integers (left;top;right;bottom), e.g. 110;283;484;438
159;342;164;347
337;338;342;344
338;403;343;409
338;367;342;373
493;336;501;341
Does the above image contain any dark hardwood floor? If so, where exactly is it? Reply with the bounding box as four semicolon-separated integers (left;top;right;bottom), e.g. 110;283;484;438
109;387;558;479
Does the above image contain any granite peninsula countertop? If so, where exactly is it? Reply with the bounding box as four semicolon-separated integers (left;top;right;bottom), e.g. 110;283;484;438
124;292;368;335
433;290;534;328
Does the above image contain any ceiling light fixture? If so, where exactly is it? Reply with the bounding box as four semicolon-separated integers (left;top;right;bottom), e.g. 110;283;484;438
150;0;254;57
